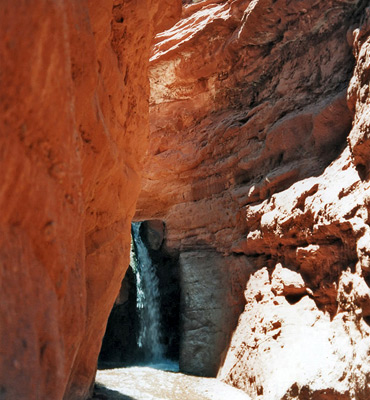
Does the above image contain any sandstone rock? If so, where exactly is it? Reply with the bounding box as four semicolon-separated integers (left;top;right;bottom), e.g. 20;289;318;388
142;220;165;251
136;0;370;397
0;1;181;399
137;0;361;252
347;6;370;174
270;263;306;297
179;251;252;376
219;266;370;400
3;0;370;397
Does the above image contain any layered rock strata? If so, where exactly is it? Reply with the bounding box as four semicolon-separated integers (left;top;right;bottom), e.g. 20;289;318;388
0;1;181;399
136;0;370;397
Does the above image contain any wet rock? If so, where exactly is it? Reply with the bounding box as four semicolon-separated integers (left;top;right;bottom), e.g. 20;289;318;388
141;222;181;362
142;220;165;251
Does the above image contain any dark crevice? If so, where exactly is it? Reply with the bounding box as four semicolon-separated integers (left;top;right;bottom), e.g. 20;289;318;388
364;272;370;289
92;384;135;400
285;293;307;305
363;315;370;327
356;163;368;181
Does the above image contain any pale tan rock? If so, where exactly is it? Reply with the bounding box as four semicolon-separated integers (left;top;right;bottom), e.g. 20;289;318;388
271;263;306;297
219;267;370;400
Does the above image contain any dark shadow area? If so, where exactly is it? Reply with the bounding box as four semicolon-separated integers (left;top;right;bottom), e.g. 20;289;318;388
355;163;368;181
363;315;370;327
285;293;307;305
282;383;350;399
363;271;370;289
99;267;138;368
91;384;136;400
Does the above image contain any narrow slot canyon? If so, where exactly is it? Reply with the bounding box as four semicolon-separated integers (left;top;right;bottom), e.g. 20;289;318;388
2;1;370;400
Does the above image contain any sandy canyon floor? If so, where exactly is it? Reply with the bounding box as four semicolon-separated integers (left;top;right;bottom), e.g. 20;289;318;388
93;366;251;400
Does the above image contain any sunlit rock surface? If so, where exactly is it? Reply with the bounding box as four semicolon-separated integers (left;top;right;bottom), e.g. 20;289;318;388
0;1;181;399
136;0;370;397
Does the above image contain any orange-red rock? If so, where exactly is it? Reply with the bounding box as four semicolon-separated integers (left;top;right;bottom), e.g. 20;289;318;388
136;0;370;397
0;1;181;399
2;0;370;398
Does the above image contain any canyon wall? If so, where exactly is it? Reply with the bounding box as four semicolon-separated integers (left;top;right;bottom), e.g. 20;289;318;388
136;0;370;397
0;1;181;399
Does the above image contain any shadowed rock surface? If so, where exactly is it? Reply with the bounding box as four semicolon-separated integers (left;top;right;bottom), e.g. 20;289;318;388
98;267;138;367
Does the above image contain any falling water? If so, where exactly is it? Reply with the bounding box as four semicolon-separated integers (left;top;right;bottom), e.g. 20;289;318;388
131;222;165;363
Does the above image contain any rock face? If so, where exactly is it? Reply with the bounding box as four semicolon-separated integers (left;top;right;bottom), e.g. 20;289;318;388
98;267;138;367
136;0;370;397
178;250;252;376
0;1;181;399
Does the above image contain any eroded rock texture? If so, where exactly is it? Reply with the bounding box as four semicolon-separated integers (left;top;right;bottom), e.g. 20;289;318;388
136;0;370;397
0;1;181;399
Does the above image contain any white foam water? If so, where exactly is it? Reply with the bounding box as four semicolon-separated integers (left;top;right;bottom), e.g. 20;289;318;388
131;222;165;363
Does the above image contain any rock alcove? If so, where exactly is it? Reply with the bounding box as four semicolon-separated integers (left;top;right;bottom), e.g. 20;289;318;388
98;220;181;369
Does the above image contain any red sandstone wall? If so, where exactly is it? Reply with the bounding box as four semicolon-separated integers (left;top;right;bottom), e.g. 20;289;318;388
137;0;370;397
1;0;369;398
0;1;181;399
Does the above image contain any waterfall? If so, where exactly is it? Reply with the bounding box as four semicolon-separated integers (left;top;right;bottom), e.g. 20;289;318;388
131;222;165;363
